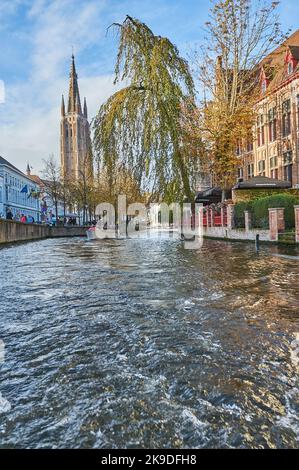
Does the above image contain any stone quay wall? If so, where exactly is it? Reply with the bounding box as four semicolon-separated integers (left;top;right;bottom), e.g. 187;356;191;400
203;226;270;242
0;219;87;245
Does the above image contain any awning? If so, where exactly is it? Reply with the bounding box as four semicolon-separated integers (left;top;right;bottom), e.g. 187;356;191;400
233;176;291;189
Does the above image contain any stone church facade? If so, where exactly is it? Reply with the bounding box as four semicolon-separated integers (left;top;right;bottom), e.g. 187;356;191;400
60;55;91;180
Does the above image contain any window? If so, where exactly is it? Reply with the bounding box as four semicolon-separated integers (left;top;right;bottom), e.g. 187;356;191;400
258;160;265;174
247;139;253;152
271;168;278;179
261;80;267;94
282;99;291;137
257;114;265;147
270;156;278;169
283;151;292;165
268;107;277;142
237;167;243;179
284;164;293;183
247;163;254;179
288;61;293;75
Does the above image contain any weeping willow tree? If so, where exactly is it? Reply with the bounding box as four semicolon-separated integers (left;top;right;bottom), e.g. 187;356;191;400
93;16;197;202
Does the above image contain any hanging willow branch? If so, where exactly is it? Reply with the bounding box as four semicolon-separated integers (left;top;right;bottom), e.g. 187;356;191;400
93;16;197;201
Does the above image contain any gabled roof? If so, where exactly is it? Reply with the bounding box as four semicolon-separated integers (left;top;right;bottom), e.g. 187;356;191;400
27;174;45;186
0;155;23;174
0;156;40;186
288;45;299;61
259;29;299;94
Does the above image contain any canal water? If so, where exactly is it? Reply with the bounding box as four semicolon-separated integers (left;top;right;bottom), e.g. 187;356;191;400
0;236;298;448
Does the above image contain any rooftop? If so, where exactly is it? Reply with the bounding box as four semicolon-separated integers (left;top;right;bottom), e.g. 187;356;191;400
0;155;23;175
233;176;292;190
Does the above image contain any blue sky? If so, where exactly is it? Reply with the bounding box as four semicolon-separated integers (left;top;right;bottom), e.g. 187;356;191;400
0;0;298;173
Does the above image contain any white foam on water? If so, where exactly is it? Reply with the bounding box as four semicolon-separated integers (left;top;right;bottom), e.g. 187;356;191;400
182;408;207;429
290;333;299;369
277;388;299;440
0;393;11;413
221;403;243;416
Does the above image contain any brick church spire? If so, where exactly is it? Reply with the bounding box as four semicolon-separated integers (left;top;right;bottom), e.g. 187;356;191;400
61;95;65;116
60;55;91;180
67;54;82;114
83;97;88;119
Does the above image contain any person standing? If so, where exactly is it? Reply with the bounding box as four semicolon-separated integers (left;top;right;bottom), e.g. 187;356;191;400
6;208;13;220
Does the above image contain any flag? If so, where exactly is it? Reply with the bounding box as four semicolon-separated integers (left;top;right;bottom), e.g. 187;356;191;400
20;185;28;193
28;189;40;199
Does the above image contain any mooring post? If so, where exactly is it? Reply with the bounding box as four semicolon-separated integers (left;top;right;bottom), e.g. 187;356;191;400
255;233;260;253
294;206;299;243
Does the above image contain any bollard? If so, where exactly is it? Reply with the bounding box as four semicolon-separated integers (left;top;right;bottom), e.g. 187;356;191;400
255;234;260;253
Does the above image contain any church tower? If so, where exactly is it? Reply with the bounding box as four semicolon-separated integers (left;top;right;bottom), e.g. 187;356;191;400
60;55;91;180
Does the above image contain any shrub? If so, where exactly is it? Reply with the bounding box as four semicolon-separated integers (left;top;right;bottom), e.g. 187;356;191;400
251;194;299;229
234;201;251;228
235;193;299;230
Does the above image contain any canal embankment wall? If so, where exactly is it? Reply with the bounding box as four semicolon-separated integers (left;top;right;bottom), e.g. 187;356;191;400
203;226;270;241
0;219;87;244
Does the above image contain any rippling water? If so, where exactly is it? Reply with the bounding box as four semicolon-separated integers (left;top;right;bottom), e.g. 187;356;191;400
0;236;298;448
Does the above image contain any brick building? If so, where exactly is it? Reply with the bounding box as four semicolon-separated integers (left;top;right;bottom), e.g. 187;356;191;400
237;30;299;188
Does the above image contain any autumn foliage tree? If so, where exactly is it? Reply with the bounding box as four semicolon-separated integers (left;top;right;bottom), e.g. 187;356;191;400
195;0;286;192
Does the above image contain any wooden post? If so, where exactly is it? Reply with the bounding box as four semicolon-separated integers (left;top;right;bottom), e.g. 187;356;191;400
294;206;299;243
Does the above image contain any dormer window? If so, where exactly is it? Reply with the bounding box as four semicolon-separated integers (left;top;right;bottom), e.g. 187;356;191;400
285;47;298;76
261;79;267;94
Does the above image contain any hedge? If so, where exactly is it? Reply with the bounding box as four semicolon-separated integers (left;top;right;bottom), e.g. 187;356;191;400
234;193;299;229
233;188;299;202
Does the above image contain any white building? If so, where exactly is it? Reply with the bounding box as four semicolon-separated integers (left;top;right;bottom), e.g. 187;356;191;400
0;156;41;221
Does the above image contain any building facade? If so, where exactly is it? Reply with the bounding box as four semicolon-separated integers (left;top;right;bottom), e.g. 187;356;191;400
60;55;91;180
238;30;299;188
0;156;40;220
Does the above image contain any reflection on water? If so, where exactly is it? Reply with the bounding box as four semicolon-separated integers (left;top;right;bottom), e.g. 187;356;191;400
0;237;298;448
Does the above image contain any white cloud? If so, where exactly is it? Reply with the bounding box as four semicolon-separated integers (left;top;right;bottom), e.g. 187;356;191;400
0;0;115;173
0;74;117;173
